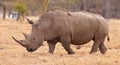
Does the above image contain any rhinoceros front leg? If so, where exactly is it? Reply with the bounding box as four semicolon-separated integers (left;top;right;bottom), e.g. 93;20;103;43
60;36;75;54
47;41;57;54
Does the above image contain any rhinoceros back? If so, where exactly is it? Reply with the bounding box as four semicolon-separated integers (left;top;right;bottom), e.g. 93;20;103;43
53;11;108;45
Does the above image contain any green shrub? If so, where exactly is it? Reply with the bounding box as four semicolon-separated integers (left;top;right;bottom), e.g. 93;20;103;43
15;2;27;13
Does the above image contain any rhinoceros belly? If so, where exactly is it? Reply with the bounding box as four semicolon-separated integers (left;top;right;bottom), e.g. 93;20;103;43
71;31;94;45
70;22;96;45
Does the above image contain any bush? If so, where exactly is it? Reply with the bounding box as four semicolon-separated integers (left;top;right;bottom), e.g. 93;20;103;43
15;2;27;13
14;2;27;21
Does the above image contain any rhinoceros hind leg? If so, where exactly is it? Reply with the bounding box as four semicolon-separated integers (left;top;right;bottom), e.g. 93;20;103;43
89;41;101;54
99;43;107;54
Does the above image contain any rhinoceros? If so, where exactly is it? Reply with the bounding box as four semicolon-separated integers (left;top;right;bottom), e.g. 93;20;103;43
12;10;109;54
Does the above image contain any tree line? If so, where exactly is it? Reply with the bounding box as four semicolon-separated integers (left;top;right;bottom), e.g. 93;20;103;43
0;0;120;21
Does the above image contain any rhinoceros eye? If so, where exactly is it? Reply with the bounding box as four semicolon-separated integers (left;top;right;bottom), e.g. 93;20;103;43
33;38;36;40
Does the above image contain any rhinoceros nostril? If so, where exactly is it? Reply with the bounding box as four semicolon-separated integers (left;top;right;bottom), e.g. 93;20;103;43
29;48;33;51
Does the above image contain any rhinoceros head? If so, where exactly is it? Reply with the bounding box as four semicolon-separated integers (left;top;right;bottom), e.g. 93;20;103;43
12;19;44;52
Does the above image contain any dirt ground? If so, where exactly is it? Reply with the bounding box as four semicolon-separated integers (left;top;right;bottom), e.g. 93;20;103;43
0;19;120;65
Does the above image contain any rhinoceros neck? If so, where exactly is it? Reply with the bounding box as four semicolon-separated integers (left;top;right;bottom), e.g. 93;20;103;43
42;29;57;41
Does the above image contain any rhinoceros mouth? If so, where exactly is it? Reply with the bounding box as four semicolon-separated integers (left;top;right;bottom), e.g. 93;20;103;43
26;48;37;52
26;43;43;52
27;48;34;52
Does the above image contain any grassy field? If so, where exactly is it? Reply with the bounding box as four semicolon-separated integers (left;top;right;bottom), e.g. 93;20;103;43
0;19;120;65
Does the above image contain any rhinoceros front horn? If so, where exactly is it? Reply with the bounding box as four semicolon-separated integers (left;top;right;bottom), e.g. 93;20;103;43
23;33;28;39
12;36;25;47
27;18;33;24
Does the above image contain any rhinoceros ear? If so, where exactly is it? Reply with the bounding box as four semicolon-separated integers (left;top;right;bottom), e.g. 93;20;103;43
67;12;72;16
27;18;33;24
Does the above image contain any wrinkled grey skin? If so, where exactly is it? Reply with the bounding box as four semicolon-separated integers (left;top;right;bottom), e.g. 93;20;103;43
12;10;109;54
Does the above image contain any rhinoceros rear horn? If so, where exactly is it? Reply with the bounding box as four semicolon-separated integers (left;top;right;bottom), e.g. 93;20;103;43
12;36;25;47
23;33;28;39
27;18;33;24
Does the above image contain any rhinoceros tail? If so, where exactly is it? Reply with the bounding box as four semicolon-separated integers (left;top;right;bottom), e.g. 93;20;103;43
107;34;110;42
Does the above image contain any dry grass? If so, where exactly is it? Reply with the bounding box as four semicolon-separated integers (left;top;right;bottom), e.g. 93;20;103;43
0;19;120;65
